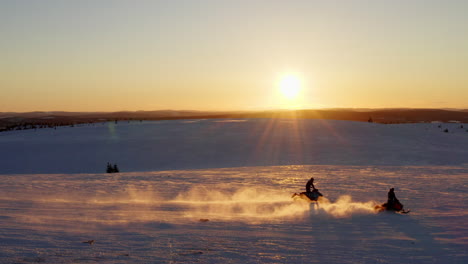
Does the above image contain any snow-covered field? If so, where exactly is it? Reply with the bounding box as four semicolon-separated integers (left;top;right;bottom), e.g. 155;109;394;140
1;119;467;263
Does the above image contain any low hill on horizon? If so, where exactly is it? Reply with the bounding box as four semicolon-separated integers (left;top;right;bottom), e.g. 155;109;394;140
1;108;467;132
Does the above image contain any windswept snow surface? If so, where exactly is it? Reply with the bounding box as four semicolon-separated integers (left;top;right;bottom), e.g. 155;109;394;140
0;119;467;174
1;119;467;263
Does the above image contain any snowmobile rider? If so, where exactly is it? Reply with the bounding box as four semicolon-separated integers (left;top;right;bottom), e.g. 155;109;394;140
387;188;396;206
386;188;403;211
306;178;323;199
292;177;323;201
306;177;316;193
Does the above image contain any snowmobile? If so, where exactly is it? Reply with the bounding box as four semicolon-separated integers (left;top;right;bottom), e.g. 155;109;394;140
292;189;323;203
374;199;410;214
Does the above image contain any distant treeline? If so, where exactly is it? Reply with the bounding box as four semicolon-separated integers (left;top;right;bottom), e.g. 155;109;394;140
1;109;467;132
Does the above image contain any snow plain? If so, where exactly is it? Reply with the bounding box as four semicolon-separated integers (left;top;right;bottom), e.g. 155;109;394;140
0;119;467;263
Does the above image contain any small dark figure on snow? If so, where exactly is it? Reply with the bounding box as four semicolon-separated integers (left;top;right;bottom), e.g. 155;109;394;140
388;188;404;211
378;187;405;212
293;177;323;202
306;177;316;193
387;188;397;209
306;178;323;201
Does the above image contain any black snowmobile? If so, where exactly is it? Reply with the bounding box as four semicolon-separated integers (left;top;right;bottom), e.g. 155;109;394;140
292;189;323;203
292;177;324;203
375;188;410;214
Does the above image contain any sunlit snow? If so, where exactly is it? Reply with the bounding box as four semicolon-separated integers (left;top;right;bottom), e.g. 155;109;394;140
0;119;467;263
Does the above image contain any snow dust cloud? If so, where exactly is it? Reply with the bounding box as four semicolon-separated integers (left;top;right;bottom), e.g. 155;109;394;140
173;186;310;222
8;184;380;232
172;185;378;222
2;176;381;233
311;195;377;218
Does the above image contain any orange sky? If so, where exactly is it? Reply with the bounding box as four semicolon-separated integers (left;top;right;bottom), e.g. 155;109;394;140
1;1;467;112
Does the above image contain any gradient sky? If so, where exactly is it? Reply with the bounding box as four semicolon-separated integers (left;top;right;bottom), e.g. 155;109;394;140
1;0;467;112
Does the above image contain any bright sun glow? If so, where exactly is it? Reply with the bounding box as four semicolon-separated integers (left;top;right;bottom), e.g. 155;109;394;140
279;74;301;100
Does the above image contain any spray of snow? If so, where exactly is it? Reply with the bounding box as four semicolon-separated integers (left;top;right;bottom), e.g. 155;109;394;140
4;179;379;229
172;186;378;222
172;186;309;222
311;196;377;218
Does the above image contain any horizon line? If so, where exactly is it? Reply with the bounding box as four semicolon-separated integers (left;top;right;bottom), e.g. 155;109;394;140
1;107;468;114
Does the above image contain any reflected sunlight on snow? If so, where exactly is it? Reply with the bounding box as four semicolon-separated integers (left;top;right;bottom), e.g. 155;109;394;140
1;165;467;263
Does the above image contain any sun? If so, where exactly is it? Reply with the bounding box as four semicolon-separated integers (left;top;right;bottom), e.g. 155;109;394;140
279;74;301;100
